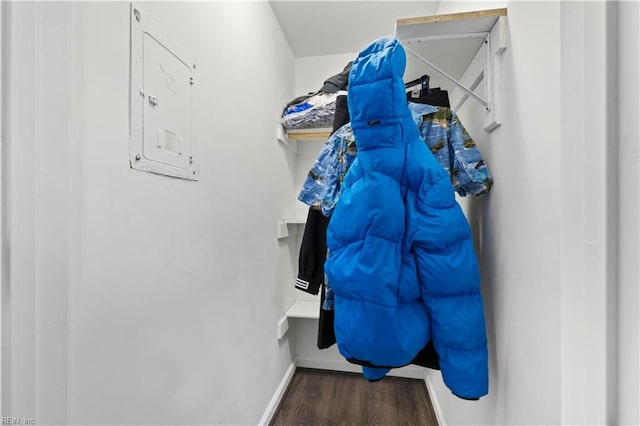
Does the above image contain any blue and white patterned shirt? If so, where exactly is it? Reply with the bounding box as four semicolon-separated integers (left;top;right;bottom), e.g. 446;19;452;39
298;103;492;216
297;123;357;217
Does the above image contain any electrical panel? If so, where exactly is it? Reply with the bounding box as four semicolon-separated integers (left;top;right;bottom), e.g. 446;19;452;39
130;5;198;180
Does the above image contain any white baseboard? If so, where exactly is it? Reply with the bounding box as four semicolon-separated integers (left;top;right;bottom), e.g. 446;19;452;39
424;370;446;426
297;357;426;380
258;361;297;426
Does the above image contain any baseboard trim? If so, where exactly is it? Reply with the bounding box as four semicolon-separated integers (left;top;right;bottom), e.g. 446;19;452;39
258;361;297;426
424;370;446;426
297;357;426;380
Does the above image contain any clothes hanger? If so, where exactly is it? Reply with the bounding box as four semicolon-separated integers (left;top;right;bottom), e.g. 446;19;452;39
420;74;431;94
404;74;430;91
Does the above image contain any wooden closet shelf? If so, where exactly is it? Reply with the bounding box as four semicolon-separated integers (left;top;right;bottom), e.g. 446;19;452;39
396;8;507;44
285;127;332;140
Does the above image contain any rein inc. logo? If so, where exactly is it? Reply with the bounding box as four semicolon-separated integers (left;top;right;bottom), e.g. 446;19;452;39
2;418;35;425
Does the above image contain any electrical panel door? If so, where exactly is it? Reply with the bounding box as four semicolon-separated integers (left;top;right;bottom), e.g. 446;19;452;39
130;5;198;180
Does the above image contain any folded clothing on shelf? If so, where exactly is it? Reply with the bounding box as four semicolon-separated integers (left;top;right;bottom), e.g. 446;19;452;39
281;92;337;130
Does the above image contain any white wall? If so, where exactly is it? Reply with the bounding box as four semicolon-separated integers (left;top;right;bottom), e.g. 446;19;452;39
0;0;6;417
426;3;562;425
617;2;640;424
560;3;623;424
436;1;506;15
3;2;298;424
427;2;637;425
294;52;357;98
3;2;47;419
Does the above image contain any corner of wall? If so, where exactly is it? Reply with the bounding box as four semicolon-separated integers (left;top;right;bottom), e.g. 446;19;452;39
424;370;447;426
258;361;297;426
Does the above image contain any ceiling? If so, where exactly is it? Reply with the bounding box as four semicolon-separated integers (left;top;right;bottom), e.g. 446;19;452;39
268;1;440;57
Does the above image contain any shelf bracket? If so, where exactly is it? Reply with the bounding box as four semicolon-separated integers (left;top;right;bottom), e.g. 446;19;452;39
450;16;508;132
277;316;289;340
403;38;489;107
276;220;290;239
397;14;508;133
483;15;508;132
276;124;297;153
276;219;302;239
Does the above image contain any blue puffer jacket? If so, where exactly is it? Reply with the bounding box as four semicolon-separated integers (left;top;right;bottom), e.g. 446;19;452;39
325;36;489;399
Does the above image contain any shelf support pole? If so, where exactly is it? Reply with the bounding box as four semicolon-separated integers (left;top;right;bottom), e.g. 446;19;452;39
483;15;508;132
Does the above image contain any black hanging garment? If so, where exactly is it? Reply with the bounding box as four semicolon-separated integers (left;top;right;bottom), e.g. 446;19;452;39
295;94;350;297
316;94;350;349
295;209;329;295
295;93;350;349
330;94;351;133
405;74;451;108
320;62;353;93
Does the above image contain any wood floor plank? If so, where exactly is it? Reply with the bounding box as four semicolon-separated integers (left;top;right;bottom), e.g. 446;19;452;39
270;368;438;426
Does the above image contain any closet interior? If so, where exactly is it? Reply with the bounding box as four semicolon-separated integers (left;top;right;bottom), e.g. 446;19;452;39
4;1;637;425
267;9;508;419
276;7;507;337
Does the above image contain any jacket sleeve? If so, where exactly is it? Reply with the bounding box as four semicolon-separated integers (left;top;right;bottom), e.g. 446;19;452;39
297;126;357;217
412;173;489;399
448;112;493;196
295;207;329;295
297;133;340;212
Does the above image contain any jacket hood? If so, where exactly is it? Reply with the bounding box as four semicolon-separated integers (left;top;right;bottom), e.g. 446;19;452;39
347;36;409;150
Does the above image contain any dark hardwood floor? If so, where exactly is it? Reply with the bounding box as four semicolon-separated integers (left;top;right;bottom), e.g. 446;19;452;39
270;368;438;426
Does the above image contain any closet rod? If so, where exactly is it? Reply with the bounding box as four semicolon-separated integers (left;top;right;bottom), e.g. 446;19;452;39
401;40;489;108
